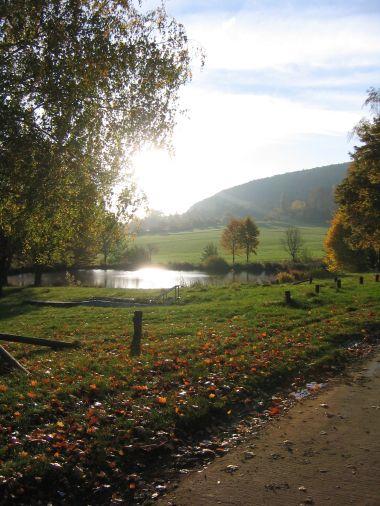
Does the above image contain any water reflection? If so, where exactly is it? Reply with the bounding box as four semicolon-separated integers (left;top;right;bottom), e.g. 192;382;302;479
8;267;273;289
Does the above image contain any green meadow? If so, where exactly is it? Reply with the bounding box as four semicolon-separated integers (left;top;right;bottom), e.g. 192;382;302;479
0;276;379;503
135;224;328;264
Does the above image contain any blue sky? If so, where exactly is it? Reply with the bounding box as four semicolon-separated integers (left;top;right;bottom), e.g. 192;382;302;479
134;0;380;213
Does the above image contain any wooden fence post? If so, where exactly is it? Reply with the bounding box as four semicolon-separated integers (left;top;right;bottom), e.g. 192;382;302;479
309;277;313;284
376;274;379;282
315;284;320;294
337;279;341;289
285;291;291;304
359;276;364;285
131;311;143;356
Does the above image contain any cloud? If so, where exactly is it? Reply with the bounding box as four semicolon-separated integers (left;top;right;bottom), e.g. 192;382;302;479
133;1;379;213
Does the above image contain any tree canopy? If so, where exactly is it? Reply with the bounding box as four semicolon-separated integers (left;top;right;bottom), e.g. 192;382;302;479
326;88;380;271
220;217;260;264
281;226;304;262
0;0;192;293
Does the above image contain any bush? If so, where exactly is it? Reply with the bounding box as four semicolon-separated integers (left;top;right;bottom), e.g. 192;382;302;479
202;256;230;274
276;271;295;283
288;269;305;280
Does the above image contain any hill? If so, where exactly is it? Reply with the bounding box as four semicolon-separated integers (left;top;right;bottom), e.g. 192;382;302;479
185;162;349;225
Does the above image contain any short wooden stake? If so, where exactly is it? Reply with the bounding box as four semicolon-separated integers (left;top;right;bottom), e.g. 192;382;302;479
315;284;320;294
131;311;143;356
359;276;364;285
285;291;291;304
337;279;341;289
376;274;379;282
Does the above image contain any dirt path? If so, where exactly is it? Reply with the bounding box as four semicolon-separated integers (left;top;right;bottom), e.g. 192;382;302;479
158;352;380;506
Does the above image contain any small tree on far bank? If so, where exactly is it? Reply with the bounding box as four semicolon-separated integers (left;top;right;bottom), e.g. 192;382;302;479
239;217;260;263
200;243;218;262
221;218;242;264
281;226;304;262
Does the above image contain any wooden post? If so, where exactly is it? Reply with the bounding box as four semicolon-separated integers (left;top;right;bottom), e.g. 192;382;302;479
309;277;313;284
315;284;320;294
376;274;379;282
337;279;341;289
131;311;143;356
285;291;291;304
334;276;338;283
0;346;29;374
359;276;364;285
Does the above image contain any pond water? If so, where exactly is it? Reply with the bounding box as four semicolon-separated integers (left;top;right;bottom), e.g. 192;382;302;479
8;267;274;289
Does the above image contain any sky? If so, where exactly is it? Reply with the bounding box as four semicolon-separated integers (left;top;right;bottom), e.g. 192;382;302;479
133;0;380;214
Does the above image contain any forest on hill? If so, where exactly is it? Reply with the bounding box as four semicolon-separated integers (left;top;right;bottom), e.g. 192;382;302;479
140;162;349;233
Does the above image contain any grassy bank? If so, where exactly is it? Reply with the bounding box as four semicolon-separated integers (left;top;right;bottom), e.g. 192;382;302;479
0;276;379;503
135;224;328;264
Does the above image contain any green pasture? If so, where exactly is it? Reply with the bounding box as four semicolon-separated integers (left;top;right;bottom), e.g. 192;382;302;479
135;224;328;264
0;276;379;503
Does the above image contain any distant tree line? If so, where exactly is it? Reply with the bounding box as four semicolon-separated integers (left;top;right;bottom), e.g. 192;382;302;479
137;182;340;235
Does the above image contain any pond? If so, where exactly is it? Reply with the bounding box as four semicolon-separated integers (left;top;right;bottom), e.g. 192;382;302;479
7;267;274;289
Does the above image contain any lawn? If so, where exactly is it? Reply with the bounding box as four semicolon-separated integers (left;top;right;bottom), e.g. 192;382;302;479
135;224;328;264
0;276;379;503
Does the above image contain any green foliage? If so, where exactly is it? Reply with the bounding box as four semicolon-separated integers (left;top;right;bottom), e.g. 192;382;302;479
200;242;218;261
201;255;229;273
327;88;380;270
0;0;192;293
184;163;348;227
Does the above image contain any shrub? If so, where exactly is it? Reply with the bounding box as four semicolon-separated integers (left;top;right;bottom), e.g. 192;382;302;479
202;256;230;274
276;271;295;283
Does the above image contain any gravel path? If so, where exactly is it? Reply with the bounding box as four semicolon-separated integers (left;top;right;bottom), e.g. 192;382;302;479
159;352;380;506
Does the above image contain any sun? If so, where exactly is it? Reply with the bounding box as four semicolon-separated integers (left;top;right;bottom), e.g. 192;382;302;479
133;148;184;214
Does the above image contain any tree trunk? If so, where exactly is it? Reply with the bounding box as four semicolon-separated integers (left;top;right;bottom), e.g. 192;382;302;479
246;246;249;264
0;251;11;298
34;265;43;287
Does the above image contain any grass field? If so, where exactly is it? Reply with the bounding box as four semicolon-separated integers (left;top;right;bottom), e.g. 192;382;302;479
135;224;328;264
0;276;379;503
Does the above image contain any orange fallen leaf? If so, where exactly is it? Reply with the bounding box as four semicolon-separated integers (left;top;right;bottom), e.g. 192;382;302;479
157;396;167;405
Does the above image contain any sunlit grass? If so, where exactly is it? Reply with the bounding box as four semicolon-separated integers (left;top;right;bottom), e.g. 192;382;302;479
135;224;328;264
0;275;379;503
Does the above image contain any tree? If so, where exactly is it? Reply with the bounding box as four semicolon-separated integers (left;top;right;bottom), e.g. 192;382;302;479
324;212;374;272
327;88;380;270
238;217;259;263
221;218;243;265
281;226;304;262
334;88;380;260
0;1;192;295
200;243;218;262
146;243;159;263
